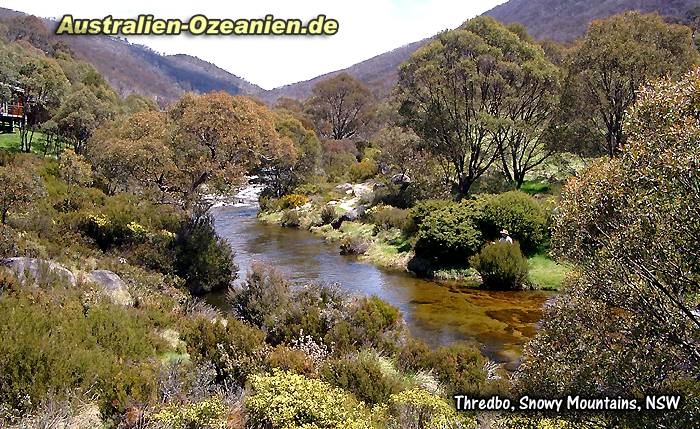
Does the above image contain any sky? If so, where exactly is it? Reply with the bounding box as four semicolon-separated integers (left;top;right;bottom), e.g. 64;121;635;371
6;0;506;89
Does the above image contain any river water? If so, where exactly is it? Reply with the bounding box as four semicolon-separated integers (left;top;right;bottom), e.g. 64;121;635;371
209;203;552;368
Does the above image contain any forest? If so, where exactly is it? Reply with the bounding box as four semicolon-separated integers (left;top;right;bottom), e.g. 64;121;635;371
0;8;698;429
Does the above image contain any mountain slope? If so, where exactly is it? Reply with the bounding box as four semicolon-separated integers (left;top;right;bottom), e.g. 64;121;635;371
0;7;263;105
257;39;427;104
483;0;697;42
265;0;698;102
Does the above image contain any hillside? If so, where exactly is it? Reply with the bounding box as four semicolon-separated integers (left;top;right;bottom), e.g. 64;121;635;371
265;0;699;102
484;0;698;42
0;8;263;105
257;38;427;104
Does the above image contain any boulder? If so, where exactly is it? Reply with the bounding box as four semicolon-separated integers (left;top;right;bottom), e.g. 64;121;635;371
0;257;76;286
391;173;412;185
335;183;354;193
87;270;134;306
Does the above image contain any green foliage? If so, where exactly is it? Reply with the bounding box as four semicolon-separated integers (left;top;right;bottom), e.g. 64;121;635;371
245;370;370;429
470;242;529;290
229;263;290;330
181;317;266;385
553;11;699;156
327;296;402;354
407;200;454;234
519;68;700;428
280;209;301;228
349;159;379;182
397;339;493;398
370;205;410;232
481;191;548;254
320;353;402;404
0;284;163;415
414;202;482;262
172;214;237;295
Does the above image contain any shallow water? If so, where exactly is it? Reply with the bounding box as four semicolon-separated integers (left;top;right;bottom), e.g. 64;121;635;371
209;204;553;367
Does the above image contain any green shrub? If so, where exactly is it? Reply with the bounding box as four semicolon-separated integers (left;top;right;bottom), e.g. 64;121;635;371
408;200;455;231
0;224;18;257
414;202;482;262
172;214;237;295
480;191;548;254
371;206;410;231
397;339;494;398
181;317;266;385
245;370;370;428
280;209;301;228
327;296;402;354
470;242;529;290
349;159;379;182
320;353;402;404
387;388;474;428
0;286;163;415
228;263;290;331
279;193;309;209
320;205;337;225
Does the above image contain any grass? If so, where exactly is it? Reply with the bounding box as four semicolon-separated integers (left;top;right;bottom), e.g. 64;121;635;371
528;254;571;290
0;130;52;155
520;180;551;195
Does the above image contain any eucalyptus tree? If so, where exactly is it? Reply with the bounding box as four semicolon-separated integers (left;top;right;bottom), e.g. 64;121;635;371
396;17;560;194
554;12;699;157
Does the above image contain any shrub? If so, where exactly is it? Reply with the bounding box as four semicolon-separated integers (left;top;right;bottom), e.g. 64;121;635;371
349;159;379;182
387;388;474;428
397;339;493;398
470;242;529;290
371;206;410;231
480;191;548;254
152;396;228;429
320;353;402;404
228;263;290;331
280;209;301;228
181;317;266;385
245;371;369;428
327;296;402;354
0;224;18;257
279;193;309;209
0;286;163;415
320;205;337;225
172;214;237;295
408;200;455;230
339;235;370;255
265;346;316;377
414;202;482;262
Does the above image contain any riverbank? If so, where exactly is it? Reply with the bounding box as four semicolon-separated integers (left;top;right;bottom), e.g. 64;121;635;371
256;182;570;291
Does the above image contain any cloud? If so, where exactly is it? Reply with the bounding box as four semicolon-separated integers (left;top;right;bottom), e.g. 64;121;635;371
11;0;505;89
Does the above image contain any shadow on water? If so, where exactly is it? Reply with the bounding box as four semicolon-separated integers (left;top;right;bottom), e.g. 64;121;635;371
208;204;554;368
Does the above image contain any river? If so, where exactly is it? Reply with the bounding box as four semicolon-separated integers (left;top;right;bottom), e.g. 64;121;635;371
209;202;552;369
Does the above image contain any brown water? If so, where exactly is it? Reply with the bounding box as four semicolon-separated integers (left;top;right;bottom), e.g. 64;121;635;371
209;205;553;367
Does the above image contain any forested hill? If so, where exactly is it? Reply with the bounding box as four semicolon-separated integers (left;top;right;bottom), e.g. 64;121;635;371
0;8;264;105
484;0;699;42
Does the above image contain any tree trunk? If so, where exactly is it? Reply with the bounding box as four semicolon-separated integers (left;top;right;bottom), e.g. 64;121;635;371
1;207;7;225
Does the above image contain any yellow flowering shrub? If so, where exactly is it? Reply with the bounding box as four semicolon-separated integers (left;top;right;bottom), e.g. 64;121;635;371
245;370;371;429
387;389;475;429
279;194;309;209
152;397;228;429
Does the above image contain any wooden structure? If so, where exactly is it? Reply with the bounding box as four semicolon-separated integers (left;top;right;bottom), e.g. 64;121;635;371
0;83;25;134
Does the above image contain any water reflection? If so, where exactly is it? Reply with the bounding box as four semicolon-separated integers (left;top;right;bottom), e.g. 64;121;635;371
210;205;553;367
